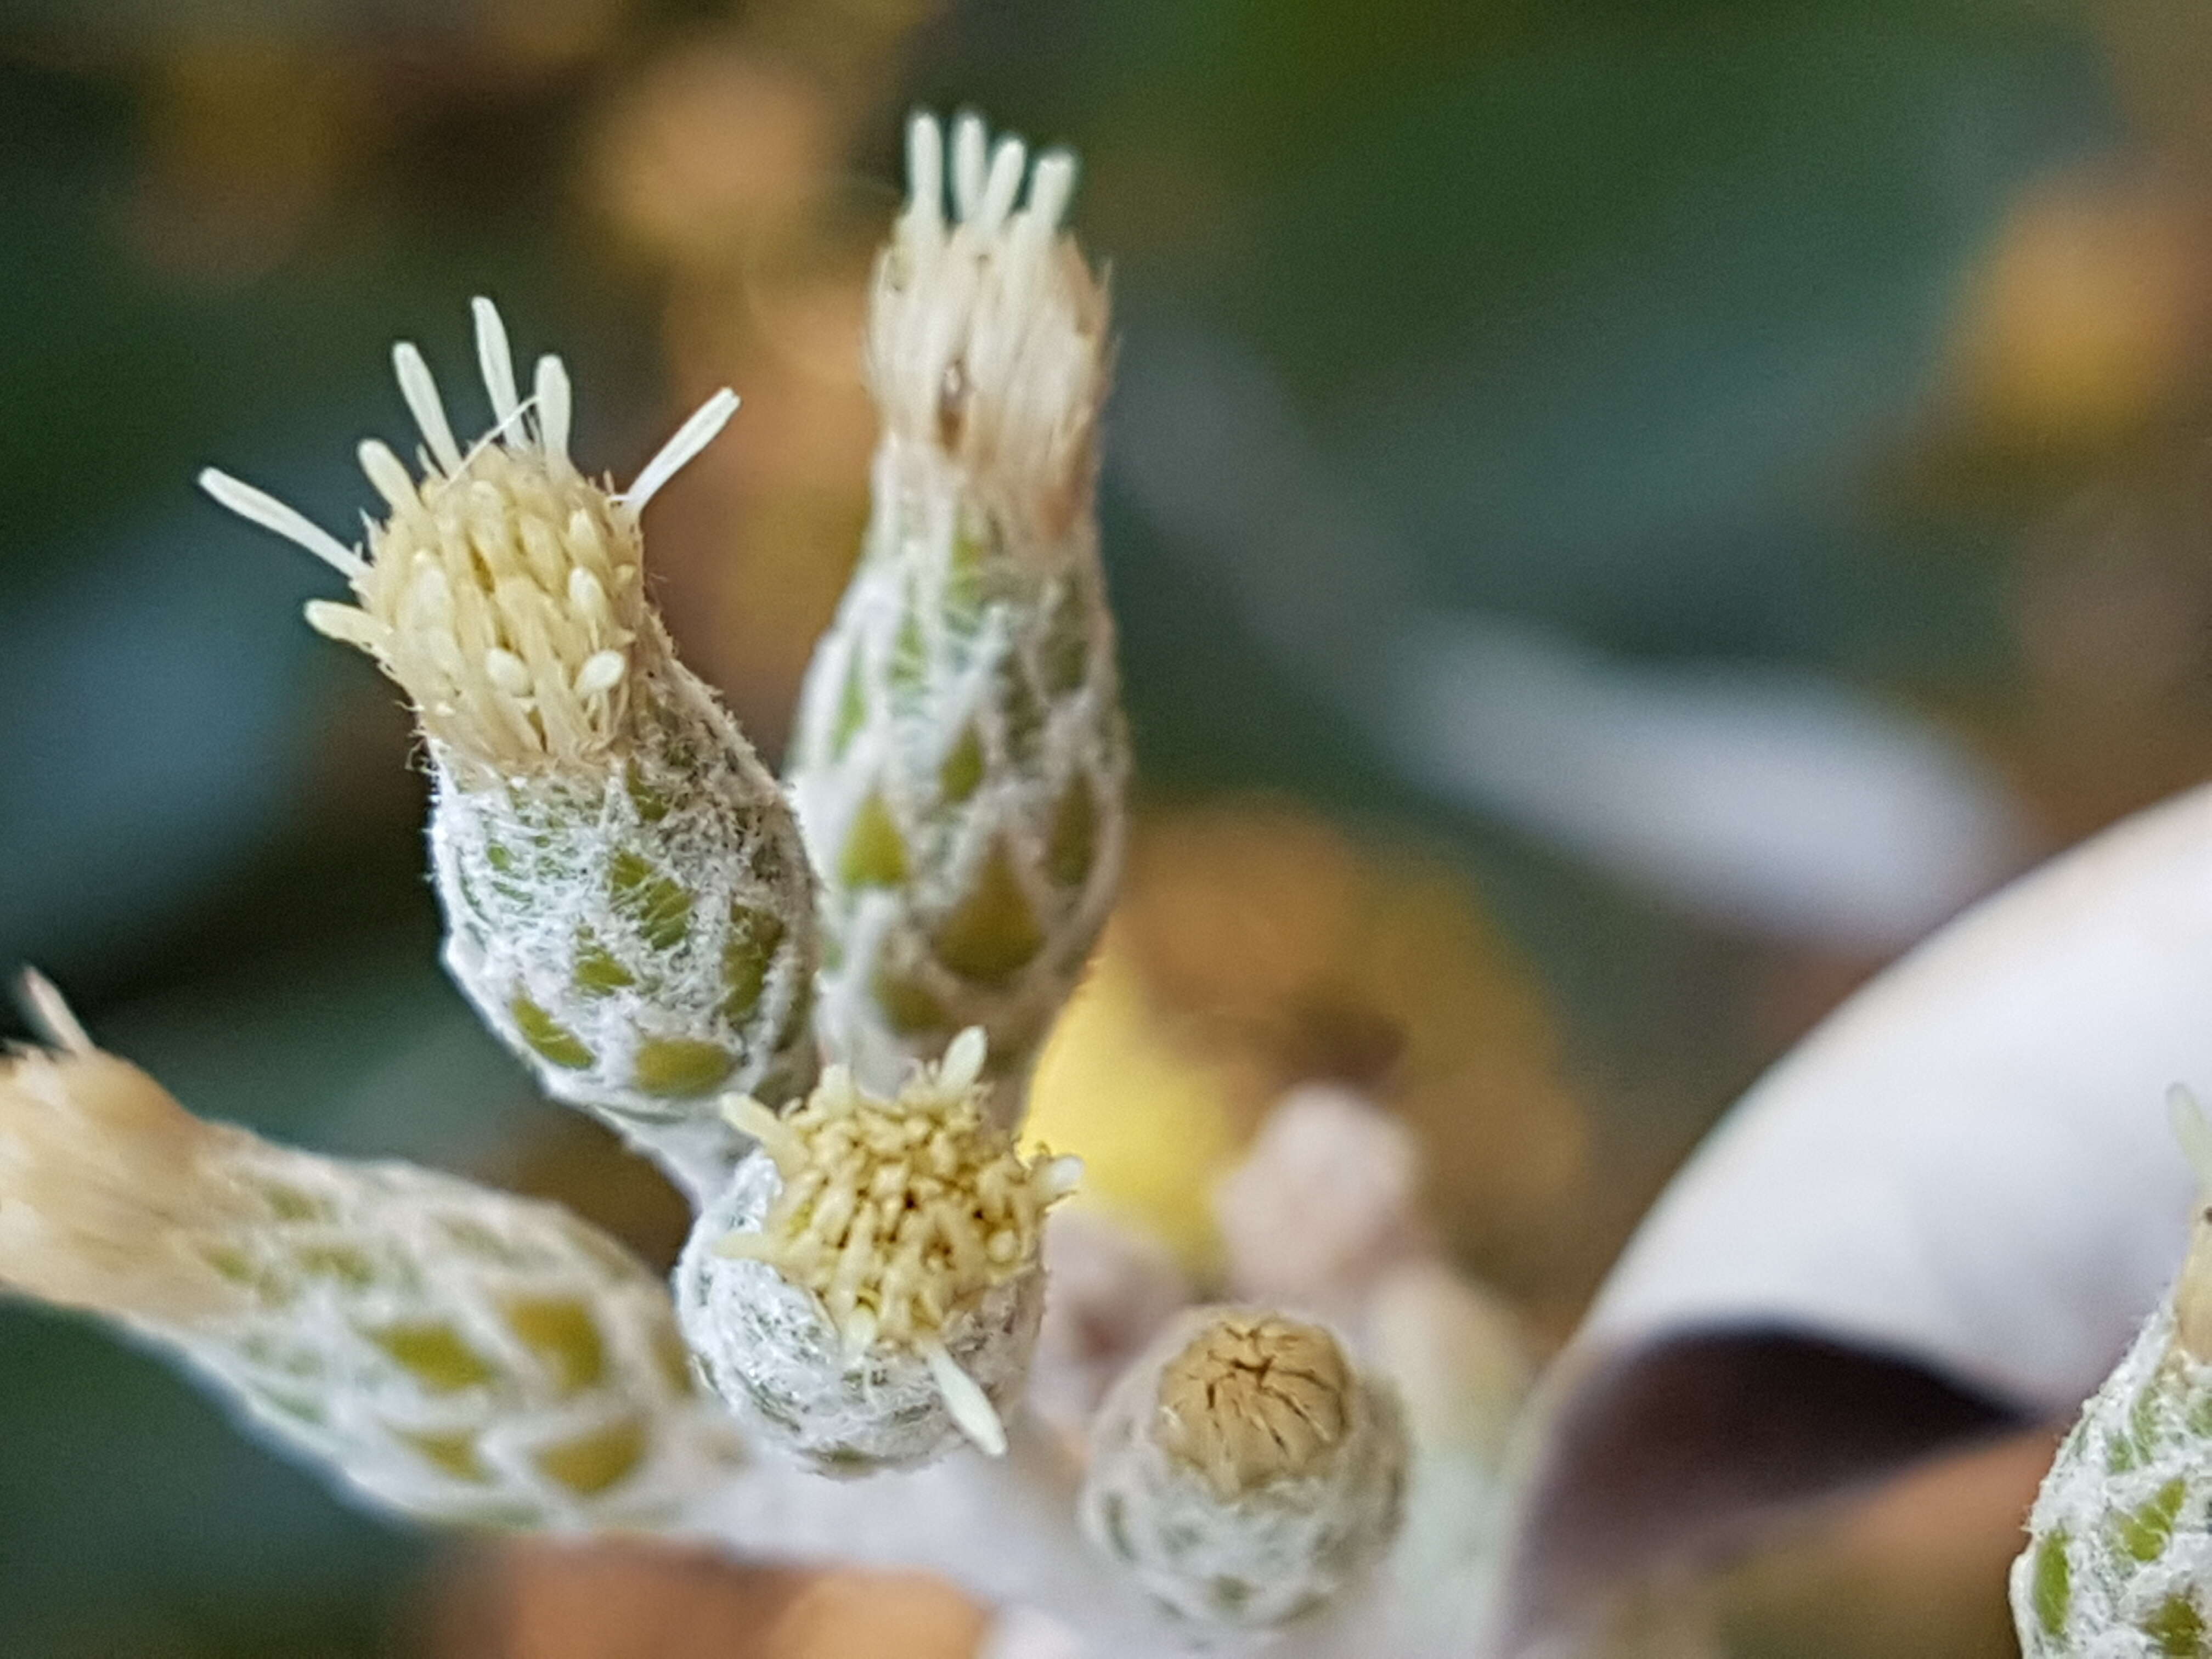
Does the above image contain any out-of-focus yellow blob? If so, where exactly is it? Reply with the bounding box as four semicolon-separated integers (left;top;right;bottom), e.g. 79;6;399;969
1946;169;2212;447
1024;945;1242;1277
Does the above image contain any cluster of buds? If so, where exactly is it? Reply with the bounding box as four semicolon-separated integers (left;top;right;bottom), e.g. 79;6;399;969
0;110;1424;1656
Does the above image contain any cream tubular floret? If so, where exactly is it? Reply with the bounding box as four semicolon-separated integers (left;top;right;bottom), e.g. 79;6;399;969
0;972;259;1323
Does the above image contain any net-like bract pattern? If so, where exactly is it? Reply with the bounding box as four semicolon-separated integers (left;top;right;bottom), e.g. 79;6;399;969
788;114;1125;1116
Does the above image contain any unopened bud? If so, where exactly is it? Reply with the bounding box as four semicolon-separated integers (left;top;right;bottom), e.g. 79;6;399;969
2013;1085;2212;1656
1080;1306;1407;1629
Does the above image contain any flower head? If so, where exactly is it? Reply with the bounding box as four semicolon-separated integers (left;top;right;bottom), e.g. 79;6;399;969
712;1026;1079;1453
869;111;1109;554
1154;1312;1356;1503
200;298;737;778
1081;1304;1408;1629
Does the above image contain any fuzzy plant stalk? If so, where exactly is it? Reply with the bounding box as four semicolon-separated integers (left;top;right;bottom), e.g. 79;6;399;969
786;111;1128;1114
201;304;818;1200
2014;1087;2212;1658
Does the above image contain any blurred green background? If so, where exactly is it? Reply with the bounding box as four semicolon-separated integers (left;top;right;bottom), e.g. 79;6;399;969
6;0;2212;1654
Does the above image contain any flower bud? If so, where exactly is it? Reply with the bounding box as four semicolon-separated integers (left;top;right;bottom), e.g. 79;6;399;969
674;1027;1080;1473
202;301;817;1189
787;114;1127;1115
0;974;741;1531
1079;1306;1408;1630
2014;1086;2212;1656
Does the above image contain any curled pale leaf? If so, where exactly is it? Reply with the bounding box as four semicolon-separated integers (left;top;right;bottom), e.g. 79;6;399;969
1498;782;2212;1652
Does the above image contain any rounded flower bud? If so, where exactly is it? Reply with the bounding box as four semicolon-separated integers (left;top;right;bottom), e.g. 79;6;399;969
2014;1088;2212;1657
674;1028;1080;1474
787;113;1127;1116
1079;1306;1408;1631
202;300;817;1191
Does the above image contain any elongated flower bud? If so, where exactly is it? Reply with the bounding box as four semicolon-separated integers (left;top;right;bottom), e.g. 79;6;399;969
201;301;817;1190
1079;1306;1408;1631
2015;1086;2212;1657
787;112;1127;1114
673;1027;1080;1473
0;976;742;1532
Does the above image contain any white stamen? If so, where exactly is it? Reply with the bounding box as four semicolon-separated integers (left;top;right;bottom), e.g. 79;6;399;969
922;1338;1006;1457
841;1305;879;1363
566;566;612;627
721;1094;804;1170
573;650;624;697
302;600;390;652
392;342;462;472
1027;151;1077;230
450;395;539;481
357;439;416;510
16;970;93;1056
198;469;366;579
2171;1084;2212;1197
952;112;988;221
534;354;572;462
472;297;521;437
624;388;738;511
977;137;1025;233
906;111;944;226
940;1026;988;1094
1037;1155;1084;1203
483;647;532;696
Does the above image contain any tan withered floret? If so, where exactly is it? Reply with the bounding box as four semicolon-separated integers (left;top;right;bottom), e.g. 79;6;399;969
717;1028;1080;1356
1154;1313;1354;1502
0;986;257;1324
869;112;1109;554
